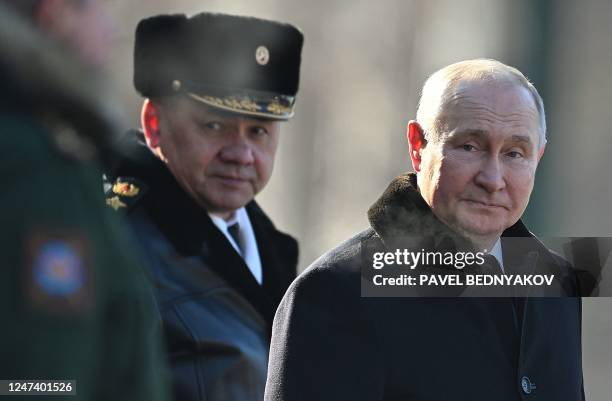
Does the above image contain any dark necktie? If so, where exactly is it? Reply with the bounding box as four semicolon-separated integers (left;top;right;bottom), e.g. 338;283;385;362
227;223;243;254
483;254;525;333
482;254;503;275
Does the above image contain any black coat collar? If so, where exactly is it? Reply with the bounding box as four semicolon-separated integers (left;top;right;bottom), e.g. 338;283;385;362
367;172;534;252
364;173;575;298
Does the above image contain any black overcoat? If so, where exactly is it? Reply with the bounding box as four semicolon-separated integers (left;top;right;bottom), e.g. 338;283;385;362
265;173;583;401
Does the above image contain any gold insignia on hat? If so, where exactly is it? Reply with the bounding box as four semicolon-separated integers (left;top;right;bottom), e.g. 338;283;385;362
201;95;224;107
255;46;270;65
222;97;262;112
112;182;140;197
188;92;293;120
106;196;127;210
267;102;291;115
193;94;265;114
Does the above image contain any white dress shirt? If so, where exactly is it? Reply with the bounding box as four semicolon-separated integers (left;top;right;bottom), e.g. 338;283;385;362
489;238;505;273
208;207;263;285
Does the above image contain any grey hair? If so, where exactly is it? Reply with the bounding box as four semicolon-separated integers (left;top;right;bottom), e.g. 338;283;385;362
416;59;547;148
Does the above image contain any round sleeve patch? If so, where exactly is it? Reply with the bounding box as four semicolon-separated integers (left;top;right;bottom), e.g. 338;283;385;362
25;229;93;315
33;241;86;296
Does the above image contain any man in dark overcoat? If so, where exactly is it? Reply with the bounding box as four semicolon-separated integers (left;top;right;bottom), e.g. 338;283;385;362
265;59;584;401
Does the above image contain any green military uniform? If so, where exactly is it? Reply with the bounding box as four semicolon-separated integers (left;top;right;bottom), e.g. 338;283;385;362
0;6;169;401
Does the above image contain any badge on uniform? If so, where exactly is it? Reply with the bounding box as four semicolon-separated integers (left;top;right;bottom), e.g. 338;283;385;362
104;176;146;211
25;230;92;315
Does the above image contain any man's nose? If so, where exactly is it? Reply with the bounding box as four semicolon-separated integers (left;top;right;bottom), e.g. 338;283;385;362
218;131;255;165
474;154;506;193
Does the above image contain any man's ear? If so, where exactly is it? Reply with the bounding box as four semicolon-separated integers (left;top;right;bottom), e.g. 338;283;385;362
538;143;546;161
141;99;161;148
407;120;427;172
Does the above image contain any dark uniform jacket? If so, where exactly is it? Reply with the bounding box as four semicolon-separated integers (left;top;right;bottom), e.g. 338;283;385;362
265;173;584;401
107;130;298;401
0;6;169;401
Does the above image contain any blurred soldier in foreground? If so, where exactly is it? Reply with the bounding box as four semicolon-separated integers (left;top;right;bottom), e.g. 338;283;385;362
265;59;584;401
105;13;303;401
0;1;169;400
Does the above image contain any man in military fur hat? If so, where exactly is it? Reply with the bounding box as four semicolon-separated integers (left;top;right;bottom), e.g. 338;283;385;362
106;12;303;401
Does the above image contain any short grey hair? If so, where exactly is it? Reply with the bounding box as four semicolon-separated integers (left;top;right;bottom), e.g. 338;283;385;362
416;59;547;148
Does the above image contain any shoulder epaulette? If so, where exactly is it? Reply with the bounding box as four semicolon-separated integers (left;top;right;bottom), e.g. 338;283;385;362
104;176;148;212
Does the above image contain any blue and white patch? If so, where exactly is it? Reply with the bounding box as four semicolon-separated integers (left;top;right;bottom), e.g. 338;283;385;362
25;229;92;315
33;241;85;296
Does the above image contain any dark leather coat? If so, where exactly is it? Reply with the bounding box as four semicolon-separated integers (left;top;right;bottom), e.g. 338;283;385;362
107;131;298;401
265;173;583;401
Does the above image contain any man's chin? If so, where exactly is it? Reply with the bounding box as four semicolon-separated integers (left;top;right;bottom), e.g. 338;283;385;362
453;216;507;241
196;187;253;214
210;195;253;212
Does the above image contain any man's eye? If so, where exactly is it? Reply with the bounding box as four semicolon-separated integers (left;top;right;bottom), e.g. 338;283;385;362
204;122;222;131
252;126;268;136
462;144;476;151
507;151;524;158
